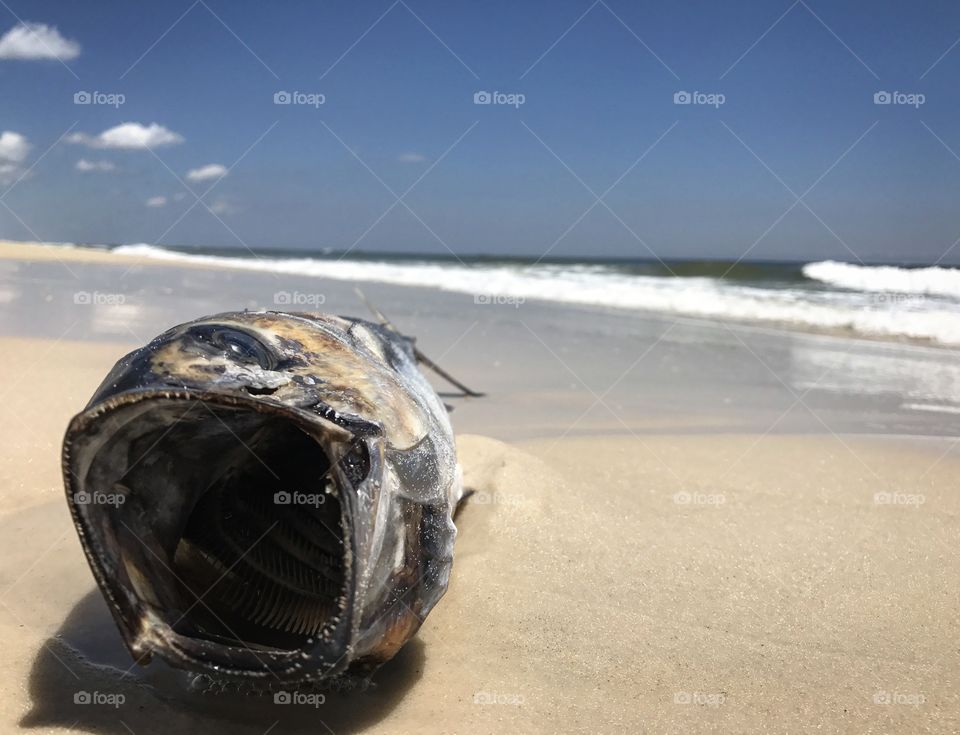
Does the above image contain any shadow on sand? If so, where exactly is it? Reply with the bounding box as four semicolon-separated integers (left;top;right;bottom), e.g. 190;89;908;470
21;590;425;734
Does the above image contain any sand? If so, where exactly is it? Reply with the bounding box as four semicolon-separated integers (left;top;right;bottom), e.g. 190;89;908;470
1;242;958;733
0;240;208;269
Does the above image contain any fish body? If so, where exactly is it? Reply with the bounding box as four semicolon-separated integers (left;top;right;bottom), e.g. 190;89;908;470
62;311;462;686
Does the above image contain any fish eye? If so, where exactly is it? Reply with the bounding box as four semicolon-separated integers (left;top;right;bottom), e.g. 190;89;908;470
188;326;276;369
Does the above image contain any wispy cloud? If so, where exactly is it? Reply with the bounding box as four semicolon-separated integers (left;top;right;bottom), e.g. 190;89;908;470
208;197;237;215
0;22;80;61
186;163;228;182
145;196;167;208
398;152;427;163
68;122;184;150
0;131;30;184
75;158;116;173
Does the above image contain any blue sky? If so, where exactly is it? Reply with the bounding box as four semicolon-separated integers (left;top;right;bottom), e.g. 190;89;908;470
1;0;959;263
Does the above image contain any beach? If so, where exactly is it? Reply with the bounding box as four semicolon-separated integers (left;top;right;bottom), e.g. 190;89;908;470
1;240;958;733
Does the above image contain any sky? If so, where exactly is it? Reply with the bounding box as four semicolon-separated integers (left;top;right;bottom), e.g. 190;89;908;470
1;0;960;264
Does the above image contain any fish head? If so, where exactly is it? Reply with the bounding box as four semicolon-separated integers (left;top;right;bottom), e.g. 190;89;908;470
62;312;409;684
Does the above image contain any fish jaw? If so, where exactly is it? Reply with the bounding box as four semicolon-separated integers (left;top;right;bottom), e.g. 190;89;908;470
62;387;376;683
61;311;463;686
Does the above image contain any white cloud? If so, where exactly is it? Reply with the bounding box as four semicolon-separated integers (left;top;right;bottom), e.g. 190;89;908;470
0;131;30;184
186;163;228;182
398;152;427;163
75;158;115;173
68;122;184;150
0;131;30;163
145;196;167;208
0;22;80;61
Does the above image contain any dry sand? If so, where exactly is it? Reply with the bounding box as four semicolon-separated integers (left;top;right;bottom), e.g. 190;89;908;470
0;335;957;734
0;240;191;269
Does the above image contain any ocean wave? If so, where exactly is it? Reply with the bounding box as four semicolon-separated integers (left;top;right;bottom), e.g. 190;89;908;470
112;244;960;345
803;260;960;298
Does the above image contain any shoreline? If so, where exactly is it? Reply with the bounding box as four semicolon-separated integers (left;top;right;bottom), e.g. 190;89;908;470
1;239;954;352
4;244;960;441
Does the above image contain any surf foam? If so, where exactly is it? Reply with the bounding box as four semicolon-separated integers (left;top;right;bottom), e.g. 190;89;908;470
803;260;960;298
111;244;960;346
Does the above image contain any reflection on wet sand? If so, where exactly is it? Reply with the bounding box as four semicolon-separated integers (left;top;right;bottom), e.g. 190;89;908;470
790;339;960;410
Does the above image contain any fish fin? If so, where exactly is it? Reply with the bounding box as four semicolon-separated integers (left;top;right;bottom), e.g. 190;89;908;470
412;346;485;397
354;287;486;398
353;287;401;335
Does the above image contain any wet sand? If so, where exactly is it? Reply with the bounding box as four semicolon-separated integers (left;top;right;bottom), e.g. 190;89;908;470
1;242;958;733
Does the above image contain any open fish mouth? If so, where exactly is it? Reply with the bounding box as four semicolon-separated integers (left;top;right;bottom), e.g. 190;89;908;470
63;388;368;682
62;310;468;687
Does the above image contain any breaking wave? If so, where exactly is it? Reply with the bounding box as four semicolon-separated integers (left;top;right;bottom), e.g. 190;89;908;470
803;260;960;298
111;244;960;345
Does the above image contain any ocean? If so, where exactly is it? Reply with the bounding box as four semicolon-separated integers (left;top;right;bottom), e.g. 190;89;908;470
79;242;960;346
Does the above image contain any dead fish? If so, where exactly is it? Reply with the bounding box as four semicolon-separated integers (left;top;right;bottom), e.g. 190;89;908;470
62;310;472;687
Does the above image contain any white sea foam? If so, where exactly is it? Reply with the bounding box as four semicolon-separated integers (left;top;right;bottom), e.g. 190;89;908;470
111;244;960;345
803;260;960;298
